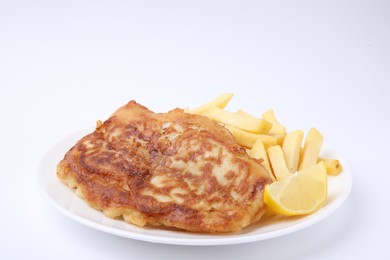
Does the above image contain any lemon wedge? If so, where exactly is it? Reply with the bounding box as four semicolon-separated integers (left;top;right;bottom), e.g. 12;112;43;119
264;162;328;216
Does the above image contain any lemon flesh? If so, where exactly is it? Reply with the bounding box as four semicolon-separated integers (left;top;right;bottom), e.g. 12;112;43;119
264;162;328;216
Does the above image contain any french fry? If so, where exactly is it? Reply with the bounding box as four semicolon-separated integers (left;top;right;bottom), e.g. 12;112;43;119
224;125;277;148
235;108;259;119
269;125;286;146
262;109;286;145
250;139;275;181
262;109;280;125
318;158;343;175
211;93;235;109
186;93;234;115
282;130;304;173
267;145;291;180
236;108;285;144
208;106;272;133
299;128;323;171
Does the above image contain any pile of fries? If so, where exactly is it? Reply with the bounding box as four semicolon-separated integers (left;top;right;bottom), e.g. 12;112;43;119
185;93;343;182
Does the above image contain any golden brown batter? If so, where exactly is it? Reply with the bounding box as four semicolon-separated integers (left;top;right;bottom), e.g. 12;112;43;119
57;101;271;233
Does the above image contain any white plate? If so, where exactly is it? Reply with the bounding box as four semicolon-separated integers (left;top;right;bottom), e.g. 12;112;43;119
36;128;352;246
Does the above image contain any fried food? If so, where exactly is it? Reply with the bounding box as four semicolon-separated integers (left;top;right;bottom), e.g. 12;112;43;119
57;101;272;233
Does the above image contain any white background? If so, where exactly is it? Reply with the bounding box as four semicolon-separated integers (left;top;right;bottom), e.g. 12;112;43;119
1;0;389;259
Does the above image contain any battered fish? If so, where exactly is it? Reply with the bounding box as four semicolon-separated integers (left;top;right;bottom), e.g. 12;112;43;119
57;101;272;233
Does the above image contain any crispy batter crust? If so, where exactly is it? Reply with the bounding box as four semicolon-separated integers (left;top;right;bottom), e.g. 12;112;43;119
57;101;272;233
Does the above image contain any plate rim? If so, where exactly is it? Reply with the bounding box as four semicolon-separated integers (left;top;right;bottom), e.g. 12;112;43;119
36;128;353;246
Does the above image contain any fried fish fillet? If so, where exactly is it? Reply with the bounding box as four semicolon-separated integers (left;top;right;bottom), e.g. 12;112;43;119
57;101;272;233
